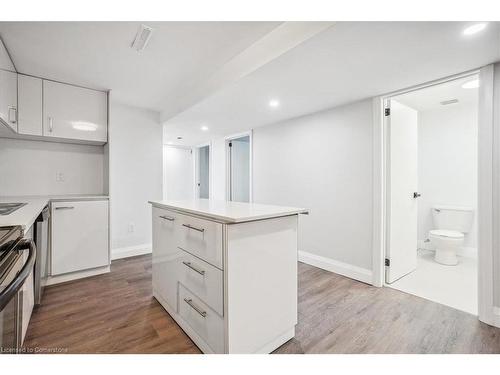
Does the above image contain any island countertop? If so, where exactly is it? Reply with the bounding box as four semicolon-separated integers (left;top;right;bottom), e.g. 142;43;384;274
148;199;308;223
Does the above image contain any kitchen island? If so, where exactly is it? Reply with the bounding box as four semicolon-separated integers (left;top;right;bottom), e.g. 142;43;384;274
149;199;308;354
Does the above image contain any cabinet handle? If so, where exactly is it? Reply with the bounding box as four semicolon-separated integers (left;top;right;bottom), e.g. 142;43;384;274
159;215;175;221
48;117;53;132
182;261;205;276
55;206;74;210
183;298;207;318
8;106;17;123
182;223;205;233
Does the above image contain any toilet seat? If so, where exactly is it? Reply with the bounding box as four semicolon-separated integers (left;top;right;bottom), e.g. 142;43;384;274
429;229;464;239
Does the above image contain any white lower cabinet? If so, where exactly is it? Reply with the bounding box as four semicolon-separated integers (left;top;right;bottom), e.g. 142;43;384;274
51;200;109;276
178;284;224;353
151;205;299;354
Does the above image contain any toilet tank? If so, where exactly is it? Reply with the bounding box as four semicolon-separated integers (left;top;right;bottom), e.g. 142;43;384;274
432;205;474;233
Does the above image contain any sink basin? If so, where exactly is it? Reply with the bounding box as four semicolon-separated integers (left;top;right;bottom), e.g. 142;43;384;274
0;203;27;216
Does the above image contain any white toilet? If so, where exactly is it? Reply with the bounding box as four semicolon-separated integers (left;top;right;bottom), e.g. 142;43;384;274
429;205;474;266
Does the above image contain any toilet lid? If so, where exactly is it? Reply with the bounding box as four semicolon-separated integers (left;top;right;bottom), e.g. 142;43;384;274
429;229;464;238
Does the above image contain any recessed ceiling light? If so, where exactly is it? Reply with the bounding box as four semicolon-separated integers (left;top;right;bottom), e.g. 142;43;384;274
269;99;280;108
463;23;487;36
201;125;209;131
462;79;480;89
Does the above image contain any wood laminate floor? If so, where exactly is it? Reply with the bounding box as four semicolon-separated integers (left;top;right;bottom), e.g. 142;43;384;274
23;254;500;354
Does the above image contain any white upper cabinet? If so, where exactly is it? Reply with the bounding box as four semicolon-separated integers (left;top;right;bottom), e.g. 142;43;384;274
17;74;42;136
43;80;107;143
0;70;18;132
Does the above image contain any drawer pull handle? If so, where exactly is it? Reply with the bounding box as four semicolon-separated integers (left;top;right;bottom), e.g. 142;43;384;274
159;215;175;221
182;261;205;276
55;206;74;210
183;298;207;318
182;223;205;233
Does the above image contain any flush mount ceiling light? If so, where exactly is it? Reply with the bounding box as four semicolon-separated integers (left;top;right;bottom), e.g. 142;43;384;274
463;23;487;35
462;79;480;89
131;24;153;52
177;136;183;140
268;99;280;108
201;125;209;131
71;121;98;131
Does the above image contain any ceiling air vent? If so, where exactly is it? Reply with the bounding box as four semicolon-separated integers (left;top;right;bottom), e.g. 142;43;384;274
131;24;153;52
440;99;459;106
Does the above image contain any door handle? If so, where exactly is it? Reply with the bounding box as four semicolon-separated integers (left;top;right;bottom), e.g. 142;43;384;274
48;117;53;132
413;192;422;198
159;215;175;221
182;261;206;276
183;298;207;318
8;106;17;123
182;223;205;233
55;206;74;210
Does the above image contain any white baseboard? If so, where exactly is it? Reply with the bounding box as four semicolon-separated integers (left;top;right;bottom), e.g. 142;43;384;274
298;250;372;284
46;265;110;286
111;243;152;260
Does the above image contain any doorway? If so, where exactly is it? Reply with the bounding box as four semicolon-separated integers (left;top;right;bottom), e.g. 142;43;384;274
226;133;252;203
383;74;479;315
163;145;194;201
194;144;210;199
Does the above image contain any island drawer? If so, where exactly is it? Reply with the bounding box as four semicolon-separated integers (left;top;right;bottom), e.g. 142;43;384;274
179;284;224;353
176;249;223;316
176;213;223;269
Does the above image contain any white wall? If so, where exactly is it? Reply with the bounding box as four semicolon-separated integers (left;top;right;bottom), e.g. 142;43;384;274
0;138;104;196
163;146;194;200
109;102;162;256
253;100;373;272
418;104;478;250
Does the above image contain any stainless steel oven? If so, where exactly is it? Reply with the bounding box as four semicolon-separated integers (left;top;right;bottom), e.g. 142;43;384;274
0;226;36;354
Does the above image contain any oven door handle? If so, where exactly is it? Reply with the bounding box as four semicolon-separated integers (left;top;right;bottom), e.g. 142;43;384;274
0;238;36;311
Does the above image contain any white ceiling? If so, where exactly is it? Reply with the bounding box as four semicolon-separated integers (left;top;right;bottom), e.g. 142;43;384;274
0;21;281;111
395;74;479;112
0;21;497;147
163;21;500;146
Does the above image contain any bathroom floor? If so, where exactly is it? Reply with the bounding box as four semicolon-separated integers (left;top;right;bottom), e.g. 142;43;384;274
388;249;477;315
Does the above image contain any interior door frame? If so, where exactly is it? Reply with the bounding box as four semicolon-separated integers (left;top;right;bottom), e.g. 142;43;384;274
225;130;253;202
372;67;497;326
193;141;212;199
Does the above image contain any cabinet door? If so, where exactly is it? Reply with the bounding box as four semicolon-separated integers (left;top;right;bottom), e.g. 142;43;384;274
51;200;109;275
152;207;181;310
18;74;42;136
43;80;107;142
0;70;18;131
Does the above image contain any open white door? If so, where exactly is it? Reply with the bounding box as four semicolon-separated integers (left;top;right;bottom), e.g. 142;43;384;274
386;100;419;284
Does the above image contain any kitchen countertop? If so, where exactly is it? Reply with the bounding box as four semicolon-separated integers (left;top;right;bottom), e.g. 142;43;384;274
0;194;109;231
149;199;308;223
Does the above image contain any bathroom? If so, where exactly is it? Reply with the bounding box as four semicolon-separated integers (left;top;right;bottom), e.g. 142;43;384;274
385;75;478;315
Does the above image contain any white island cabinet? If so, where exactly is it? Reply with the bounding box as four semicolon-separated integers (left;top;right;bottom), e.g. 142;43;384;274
149;199;308;354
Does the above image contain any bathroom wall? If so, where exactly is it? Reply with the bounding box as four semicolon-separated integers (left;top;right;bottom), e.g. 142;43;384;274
418;103;478;251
